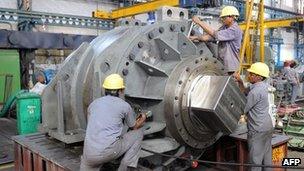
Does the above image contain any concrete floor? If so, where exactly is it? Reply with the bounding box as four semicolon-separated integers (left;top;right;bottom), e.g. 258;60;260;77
0;149;303;171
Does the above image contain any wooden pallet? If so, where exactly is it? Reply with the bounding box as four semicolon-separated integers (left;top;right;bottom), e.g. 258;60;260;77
13;133;82;171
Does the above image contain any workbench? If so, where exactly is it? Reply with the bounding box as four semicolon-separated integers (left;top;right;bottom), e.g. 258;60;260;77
216;133;290;171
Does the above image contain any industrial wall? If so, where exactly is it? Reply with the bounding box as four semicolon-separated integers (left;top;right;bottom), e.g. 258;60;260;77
32;0;117;17
0;0;117;35
266;0;301;62
31;0;116;34
0;0;17;9
280;29;296;61
0;0;17;30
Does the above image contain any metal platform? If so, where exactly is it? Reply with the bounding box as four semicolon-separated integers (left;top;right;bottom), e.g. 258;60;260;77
0;118;17;165
12;133;82;171
217;133;290;171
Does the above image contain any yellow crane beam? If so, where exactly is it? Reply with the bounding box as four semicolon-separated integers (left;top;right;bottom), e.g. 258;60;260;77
93;0;179;19
239;17;304;30
259;0;265;62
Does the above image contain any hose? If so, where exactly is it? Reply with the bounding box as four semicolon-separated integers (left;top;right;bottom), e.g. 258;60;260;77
141;148;304;169
0;90;27;117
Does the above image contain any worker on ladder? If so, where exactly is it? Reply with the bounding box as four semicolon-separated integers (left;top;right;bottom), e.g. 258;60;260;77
80;74;146;171
234;63;273;171
189;6;242;75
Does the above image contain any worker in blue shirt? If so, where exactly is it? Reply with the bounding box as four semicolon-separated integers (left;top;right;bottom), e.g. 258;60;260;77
234;62;273;171
80;74;146;171
189;6;242;75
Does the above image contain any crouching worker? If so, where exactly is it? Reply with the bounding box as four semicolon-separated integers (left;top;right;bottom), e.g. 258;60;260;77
80;74;146;171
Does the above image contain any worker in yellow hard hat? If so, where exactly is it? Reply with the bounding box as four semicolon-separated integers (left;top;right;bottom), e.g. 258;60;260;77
234;62;273;171
189;6;242;75
80;74;146;171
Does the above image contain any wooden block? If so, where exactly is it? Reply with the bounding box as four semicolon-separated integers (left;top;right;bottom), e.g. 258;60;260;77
23;148;32;171
33;153;43;171
14;143;21;171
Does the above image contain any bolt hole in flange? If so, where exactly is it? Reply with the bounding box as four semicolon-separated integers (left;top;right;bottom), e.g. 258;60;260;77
101;62;110;73
182;42;187;48
181;26;186;32
138;42;144;48
148;32;154;39
122;69;128;76
167;9;173;17
128;54;135;61
164;49;169;55
159;27;164;33
179;11;185;19
170;25;175;31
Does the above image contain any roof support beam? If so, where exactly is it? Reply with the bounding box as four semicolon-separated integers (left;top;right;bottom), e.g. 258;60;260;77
93;0;179;19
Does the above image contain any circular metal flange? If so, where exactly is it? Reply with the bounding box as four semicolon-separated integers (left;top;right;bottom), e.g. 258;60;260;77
164;56;225;149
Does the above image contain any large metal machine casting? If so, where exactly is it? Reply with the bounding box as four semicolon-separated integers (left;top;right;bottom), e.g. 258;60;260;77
40;7;246;157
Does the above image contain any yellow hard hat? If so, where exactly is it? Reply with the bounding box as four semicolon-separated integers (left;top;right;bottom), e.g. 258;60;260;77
102;74;125;90
247;62;270;78
220;6;239;18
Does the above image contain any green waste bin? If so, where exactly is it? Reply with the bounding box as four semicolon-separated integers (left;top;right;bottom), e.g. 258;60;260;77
16;92;41;135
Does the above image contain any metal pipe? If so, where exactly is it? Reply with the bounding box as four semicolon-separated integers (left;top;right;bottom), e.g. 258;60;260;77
260;0;265;62
238;0;254;72
245;0;249;21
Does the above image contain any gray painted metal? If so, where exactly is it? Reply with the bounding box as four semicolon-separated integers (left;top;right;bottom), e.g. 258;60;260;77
0;29;96;49
156;6;188;22
41;16;246;152
140;137;180;158
143;122;166;135
0;7;114;30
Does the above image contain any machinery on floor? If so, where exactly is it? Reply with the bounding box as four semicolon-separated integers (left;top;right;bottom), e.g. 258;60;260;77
39;7;246;169
283;110;304;149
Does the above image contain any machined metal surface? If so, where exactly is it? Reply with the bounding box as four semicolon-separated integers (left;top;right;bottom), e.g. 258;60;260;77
189;76;246;134
41;7;246;155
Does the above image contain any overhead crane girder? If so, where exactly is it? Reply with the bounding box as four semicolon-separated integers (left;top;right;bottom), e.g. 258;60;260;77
93;0;179;19
239;17;304;30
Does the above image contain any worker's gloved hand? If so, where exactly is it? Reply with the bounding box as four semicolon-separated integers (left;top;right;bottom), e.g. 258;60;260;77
192;16;201;24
